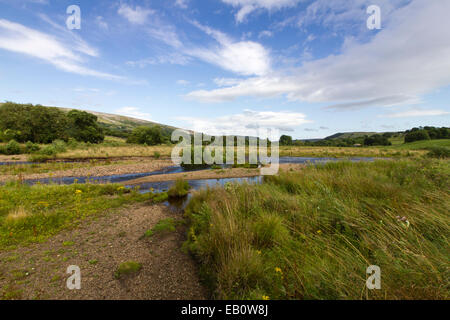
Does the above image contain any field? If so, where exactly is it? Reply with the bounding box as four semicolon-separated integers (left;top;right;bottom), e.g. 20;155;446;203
0;138;448;300
184;159;449;300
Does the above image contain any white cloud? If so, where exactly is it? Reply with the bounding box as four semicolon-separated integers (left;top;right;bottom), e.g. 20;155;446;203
381;109;450;118
186;1;450;109
175;0;189;9
221;0;303;23
115;107;153;121
118;4;154;25
177;80;190;85
187;21;271;76
126;52;191;67
96;16;108;30
297;0;410;31
0;19;122;80
178;109;311;137
258;30;273;38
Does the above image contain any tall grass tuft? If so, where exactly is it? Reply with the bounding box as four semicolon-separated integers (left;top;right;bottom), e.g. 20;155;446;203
185;159;450;300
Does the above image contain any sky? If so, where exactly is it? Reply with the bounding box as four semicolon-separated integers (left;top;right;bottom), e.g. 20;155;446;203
0;0;449;139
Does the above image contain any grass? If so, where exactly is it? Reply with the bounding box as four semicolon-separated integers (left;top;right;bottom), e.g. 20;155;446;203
168;179;191;198
0;182;168;250
392;139;450;150
0;160;121;176
143;218;177;238
56;144;173;160
185;159;449;300
114;261;142;279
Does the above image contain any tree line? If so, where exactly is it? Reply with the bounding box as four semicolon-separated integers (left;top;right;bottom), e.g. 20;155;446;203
0;102;104;144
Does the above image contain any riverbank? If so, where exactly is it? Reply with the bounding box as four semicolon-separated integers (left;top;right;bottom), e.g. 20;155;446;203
0;158;173;183
124;164;305;185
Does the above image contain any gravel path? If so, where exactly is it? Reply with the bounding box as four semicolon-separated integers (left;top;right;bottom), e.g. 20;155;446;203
0;203;207;300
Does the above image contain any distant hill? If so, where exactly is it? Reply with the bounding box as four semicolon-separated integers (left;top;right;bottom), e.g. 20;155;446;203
56;107;177;134
324;132;378;140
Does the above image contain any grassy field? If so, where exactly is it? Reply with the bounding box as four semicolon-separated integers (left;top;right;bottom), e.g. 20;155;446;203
184;159;449;300
0;160;124;176
0;182;168;250
2;137;448;162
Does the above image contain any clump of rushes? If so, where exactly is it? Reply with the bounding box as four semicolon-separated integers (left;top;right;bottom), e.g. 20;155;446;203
185;159;449;300
168;179;191;198
114;261;142;279
143;218;176;238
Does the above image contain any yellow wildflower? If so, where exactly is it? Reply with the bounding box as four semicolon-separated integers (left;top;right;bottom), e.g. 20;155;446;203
262;295;270;300
75;190;82;194
275;267;282;274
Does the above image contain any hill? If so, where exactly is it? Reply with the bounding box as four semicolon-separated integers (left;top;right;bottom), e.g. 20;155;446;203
324;132;379;140
56;107;177;137
0;102;178;139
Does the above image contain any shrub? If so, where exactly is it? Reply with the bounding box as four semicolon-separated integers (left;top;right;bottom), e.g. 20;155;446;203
405;130;430;143
427;147;450;159
168;179;191;198
114;261;142;279
127;126;164;146
25;141;40;153
1;140;22;155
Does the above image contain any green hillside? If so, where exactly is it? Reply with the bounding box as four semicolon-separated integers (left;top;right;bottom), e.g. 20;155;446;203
325;132;378;140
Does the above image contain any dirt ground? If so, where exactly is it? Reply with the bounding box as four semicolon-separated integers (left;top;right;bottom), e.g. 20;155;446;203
0;158;173;183
0;203;207;300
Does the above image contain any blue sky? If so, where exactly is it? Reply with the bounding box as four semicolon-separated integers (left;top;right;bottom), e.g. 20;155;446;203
0;0;449;139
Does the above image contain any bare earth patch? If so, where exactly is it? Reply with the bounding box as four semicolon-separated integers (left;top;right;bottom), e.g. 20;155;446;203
0;159;173;183
0;203;207;300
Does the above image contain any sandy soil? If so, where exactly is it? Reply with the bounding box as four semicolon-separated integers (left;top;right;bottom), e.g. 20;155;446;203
0;155;28;162
0;203;207;300
125;163;305;185
0;159;174;183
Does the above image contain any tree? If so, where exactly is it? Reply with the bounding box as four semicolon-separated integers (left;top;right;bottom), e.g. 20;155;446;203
127;126;164;145
67;110;104;143
404;130;430;143
279;135;293;146
0;102;68;143
364;134;392;146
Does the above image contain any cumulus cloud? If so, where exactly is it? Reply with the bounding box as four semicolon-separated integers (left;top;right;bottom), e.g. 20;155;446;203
221;0;303;23
178;109;311;137
118;4;154;25
186;21;271;76
186;0;450;110
0;19;122;80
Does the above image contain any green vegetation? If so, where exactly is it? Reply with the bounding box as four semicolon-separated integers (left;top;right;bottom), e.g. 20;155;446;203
391;138;450;150
185;159;449;300
0;102;104;144
279;135;293;146
0;183;168;250
126;125;168;146
168;179;191;198
66;110;104;144
114;261;142;279
405;126;449;143
143;218;177;238
427;146;450;159
363;134;392;146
